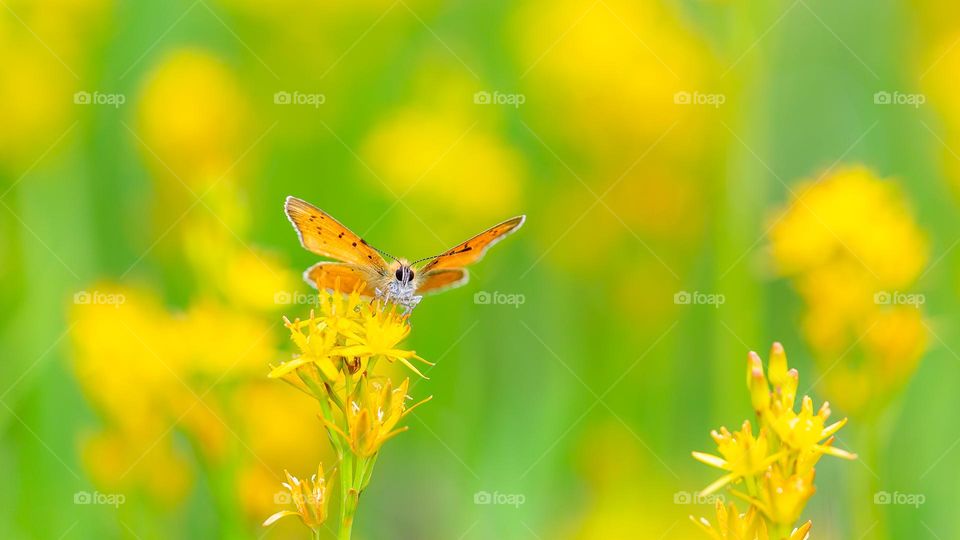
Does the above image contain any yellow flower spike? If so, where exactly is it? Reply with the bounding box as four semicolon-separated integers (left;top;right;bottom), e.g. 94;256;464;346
263;464;334;531
768;342;788;388
691;343;855;539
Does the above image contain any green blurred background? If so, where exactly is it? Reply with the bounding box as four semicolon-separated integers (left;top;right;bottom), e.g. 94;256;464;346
2;0;959;538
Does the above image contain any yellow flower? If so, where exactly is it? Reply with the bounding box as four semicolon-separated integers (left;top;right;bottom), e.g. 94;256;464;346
692;421;781;496
263;464;333;531
324;377;431;458
692;500;812;540
271;313;343;381
137;48;250;189
334;302;433;378
769;396;854;461
734;468;816;528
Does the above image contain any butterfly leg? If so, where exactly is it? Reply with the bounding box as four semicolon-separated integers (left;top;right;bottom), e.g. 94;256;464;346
402;294;422;315
375;286;391;305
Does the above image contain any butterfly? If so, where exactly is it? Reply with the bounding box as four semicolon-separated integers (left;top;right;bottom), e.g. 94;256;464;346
284;196;525;313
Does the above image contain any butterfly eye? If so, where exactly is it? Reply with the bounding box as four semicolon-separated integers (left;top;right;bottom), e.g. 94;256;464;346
408;270;415;280
395;268;404;281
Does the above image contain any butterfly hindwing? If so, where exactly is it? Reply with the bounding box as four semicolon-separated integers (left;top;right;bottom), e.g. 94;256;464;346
417;268;469;294
304;262;379;297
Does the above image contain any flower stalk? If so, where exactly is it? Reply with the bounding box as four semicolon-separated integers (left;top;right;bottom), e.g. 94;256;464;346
263;283;433;538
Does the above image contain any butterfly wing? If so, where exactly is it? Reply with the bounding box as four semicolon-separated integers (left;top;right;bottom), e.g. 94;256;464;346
416;268;469;295
284;196;388;275
420;215;526;272
304;262;380;297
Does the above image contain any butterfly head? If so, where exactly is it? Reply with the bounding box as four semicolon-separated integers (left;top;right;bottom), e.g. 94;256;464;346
390;260;416;287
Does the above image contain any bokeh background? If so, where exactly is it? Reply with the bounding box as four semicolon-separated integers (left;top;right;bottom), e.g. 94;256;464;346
1;0;958;538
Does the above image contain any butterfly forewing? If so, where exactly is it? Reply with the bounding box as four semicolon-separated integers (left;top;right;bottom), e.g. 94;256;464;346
420;215;526;272
284;196;387;274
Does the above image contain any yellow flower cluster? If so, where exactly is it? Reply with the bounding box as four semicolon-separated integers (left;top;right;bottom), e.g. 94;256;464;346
264;284;432;537
769;166;928;412
692;343;856;539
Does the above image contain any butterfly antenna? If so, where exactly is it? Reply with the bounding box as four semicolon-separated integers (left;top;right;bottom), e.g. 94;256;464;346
411;246;473;266
372;245;399;263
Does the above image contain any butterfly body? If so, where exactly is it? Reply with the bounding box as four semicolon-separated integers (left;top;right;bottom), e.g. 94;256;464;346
284;196;524;314
377;260;422;312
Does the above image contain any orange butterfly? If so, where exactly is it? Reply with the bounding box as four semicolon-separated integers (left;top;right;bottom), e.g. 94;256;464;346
284;196;525;313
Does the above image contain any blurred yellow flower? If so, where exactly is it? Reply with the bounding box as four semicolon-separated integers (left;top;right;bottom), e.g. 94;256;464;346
137;48;251;190
769;166;929;412
514;0;713;161
235;382;334;521
263;464;334;531
181;213;298;312
70;283;282;506
362;107;524;221
0;0;109;168
770;166;926;287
